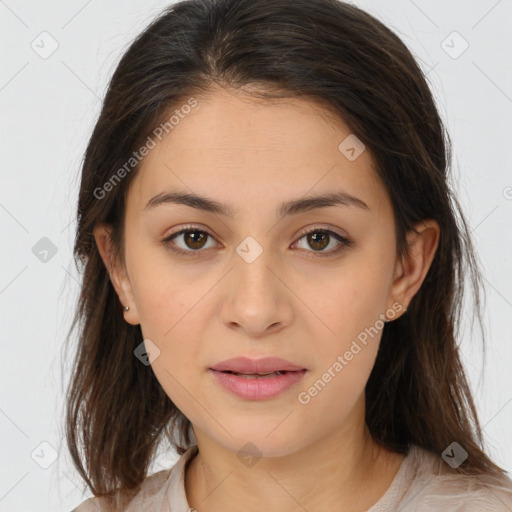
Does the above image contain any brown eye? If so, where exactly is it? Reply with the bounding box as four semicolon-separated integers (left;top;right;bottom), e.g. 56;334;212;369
295;228;352;256
181;231;208;250
306;231;330;251
162;227;217;256
161;225;352;259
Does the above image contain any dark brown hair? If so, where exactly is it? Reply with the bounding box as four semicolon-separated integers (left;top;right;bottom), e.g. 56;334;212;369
63;0;509;506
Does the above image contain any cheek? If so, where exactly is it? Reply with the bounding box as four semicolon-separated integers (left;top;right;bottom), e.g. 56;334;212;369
128;258;212;398
298;297;383;425
302;263;389;396
130;252;199;339
129;236;224;327
312;266;390;345
136;281;205;419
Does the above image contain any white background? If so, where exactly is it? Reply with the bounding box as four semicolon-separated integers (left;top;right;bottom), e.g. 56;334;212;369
1;0;511;510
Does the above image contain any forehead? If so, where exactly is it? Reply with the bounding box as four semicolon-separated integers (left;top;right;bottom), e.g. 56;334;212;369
127;88;388;216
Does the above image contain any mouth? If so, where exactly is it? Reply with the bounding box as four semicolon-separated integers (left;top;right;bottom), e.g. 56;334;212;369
209;368;308;400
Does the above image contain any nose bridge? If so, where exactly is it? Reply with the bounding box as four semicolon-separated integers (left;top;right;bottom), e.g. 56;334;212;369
222;233;291;333
233;233;279;299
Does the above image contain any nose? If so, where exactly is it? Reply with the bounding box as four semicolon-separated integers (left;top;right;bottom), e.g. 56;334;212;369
220;247;293;338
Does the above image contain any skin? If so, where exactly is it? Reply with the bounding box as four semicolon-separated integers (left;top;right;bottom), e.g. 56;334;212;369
94;85;440;511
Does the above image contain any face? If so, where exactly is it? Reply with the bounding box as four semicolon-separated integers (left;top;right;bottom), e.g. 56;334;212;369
96;87;434;458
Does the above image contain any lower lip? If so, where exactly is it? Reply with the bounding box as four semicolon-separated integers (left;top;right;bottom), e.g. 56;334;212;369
209;369;307;400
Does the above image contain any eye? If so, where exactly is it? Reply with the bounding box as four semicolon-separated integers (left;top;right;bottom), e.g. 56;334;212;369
293;226;353;257
161;225;217;257
161;225;353;258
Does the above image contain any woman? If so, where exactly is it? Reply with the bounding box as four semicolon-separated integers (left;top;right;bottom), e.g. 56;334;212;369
66;0;512;510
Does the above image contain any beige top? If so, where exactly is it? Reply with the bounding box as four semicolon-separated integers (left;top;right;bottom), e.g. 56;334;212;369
73;444;512;511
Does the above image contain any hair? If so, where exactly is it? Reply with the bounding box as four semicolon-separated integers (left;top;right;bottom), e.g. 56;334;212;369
63;0;509;508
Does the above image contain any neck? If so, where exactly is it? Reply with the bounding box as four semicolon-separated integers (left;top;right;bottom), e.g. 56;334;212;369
184;417;404;512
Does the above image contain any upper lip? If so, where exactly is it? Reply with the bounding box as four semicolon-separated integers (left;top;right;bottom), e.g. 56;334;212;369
210;356;306;373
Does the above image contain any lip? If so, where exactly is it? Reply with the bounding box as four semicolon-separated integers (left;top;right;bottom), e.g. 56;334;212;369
209;368;308;400
209;356;308;400
210;356;306;374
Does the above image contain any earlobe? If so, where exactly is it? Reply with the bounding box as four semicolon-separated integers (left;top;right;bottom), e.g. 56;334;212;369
388;219;440;316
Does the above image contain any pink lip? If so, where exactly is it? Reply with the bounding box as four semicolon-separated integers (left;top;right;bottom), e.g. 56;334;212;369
210;356;306;374
209;368;307;400
209;357;308;400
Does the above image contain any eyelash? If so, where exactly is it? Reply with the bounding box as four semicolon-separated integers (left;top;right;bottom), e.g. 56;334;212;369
161;224;353;259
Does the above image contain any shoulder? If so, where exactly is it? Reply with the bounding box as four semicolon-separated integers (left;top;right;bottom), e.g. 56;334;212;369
405;445;512;511
416;473;512;511
69;468;172;512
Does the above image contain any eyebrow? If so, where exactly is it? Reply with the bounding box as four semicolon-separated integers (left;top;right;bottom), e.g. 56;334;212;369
143;189;369;217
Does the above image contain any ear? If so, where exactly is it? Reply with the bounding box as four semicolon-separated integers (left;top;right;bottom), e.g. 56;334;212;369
387;219;440;318
93;223;140;325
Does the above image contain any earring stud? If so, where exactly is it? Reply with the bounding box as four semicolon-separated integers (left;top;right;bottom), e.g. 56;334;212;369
124;306;130;312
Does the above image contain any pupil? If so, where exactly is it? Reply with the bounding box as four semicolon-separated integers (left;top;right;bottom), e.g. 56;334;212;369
309;232;328;250
186;231;206;249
